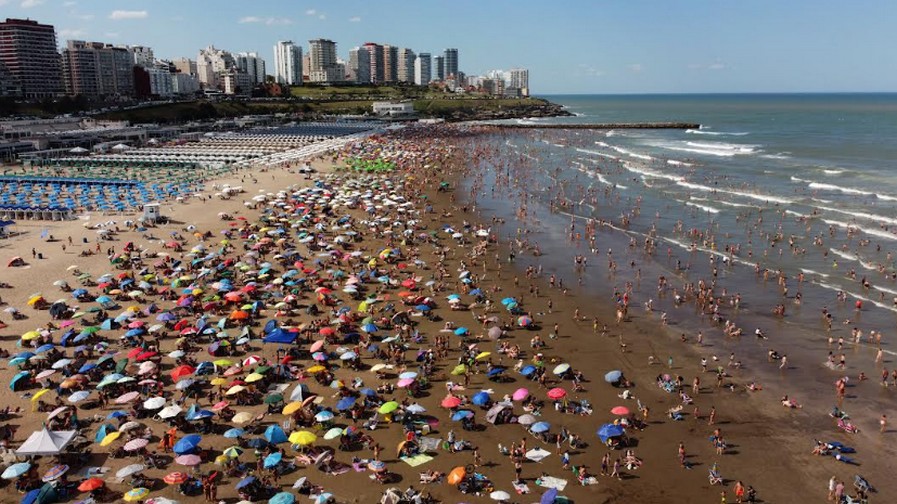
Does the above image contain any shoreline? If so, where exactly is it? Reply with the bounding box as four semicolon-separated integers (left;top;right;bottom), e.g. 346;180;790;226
0;124;883;504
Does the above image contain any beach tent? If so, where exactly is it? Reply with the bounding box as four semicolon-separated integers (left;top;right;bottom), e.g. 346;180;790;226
16;428;76;456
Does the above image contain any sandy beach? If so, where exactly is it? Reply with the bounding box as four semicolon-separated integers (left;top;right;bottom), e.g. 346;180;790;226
0;124;886;504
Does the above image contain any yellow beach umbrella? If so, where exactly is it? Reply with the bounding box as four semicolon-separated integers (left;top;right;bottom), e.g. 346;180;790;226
212;359;233;367
210;377;227;386
245;373;264;383
475;352;492;361
288;431;316;446
307;365;326;374
27;296;44;306
99;431;121;446
225;385;246;396
282;402;303;415
21;330;41;341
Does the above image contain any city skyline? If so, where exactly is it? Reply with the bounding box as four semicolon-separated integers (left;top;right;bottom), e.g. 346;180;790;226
2;0;896;94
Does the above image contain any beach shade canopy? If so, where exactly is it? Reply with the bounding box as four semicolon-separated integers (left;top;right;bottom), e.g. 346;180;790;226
512;388;529;401
78;477;105;492
21;484;57;504
546;388;567;400
611;406;631;416
263;452;282;468
540;488;559;504
604;370;623;383
163;472;189;485
471;391;490;406
223;428;245;439
173;434;202;454
263;329;296;344
16;428;76;456
123;488;150;502
2;462;30;479
490;490;512;501
115;464;145;478
269;492;295;504
174;454;201;466
264;425;288;444
530;421;551;433
447;466;466;485
597;423;626;442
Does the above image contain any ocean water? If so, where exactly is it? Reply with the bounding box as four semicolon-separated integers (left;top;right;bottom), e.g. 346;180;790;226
468;93;897;420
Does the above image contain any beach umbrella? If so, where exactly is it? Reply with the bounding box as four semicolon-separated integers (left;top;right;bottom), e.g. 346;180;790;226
288;431;316;446
540;488;559;504
174;454;201;466
517;315;533;327
490;491;512;502
547;388;567;400
67;391;90;403
367;460;386;472
223;428;245;439
158;405;182;419
611;406;631;416
452;410;474;421
115;464;145;479
114;391;140;404
335;396;356;411
264;425;288;444
173;434;202;454
531;421;551;433
314;411;334;422
269;492;295;504
232;412;254;424
263;452;282;469
512;388;529;401
597;423;625;443
604;370;623;383
471;391;490;406
78;478;105;492
235;476;256;490
124;438;149;452
487;367;506;378
143;397;166;409
22;484;57;504
223;446;243;459
2;462;30;479
453;327;469;336
163;472;189;485
553;363;571;375
520;365;536;377
323;427;344;440
441;396;462;409
517;414;537;426
378;401;399;414
124;488;150;502
447;466;466;486
99;431;121;446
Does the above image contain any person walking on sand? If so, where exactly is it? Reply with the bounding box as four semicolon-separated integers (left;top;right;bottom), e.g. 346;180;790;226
708;406;716;426
881;414;887;433
734;481;745;503
827;476;837;501
779;354;788;370
610;457;622;480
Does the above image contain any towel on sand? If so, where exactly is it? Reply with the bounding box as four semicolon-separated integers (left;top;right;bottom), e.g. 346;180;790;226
401;454;434;467
536;476;568;491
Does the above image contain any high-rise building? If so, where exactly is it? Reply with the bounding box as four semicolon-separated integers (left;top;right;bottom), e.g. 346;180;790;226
173;57;196;76
0;18;64;98
273;41;302;86
509;68;529;96
382;45;398;83
308;39;341;83
363;43;383;84
62;40;135;97
397;48;415;84
433;55;444;81
147;66;173;97
443;48;458;79
235;52;266;85
171;72;199;95
414;53;431;86
196;45;234;88
348;47;370;84
125;45;154;67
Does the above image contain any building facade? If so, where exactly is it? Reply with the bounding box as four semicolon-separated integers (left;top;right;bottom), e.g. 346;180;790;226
308;39;342;83
397;48;415;84
443;48;458;79
273;41;302;86
147;66;173;97
348;47;370;84
126;45;154;67
173;57;196;76
414;53;431;86
62;40;135;98
235;52;266;85
383;45;398;83
0;18;64;99
172;72;199;95
509;68;529;96
433;55;444;81
362;43;384;84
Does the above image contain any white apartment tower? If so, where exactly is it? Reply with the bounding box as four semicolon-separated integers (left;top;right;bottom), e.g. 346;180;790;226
509;68;529;96
273;41;302;86
235;52;266;85
397;48;415;84
414;53;431;86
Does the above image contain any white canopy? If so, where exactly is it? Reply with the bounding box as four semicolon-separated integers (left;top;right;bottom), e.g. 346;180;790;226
16;428;76;456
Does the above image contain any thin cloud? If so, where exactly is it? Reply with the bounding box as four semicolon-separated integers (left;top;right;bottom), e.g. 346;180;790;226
239;16;293;25
627;63;644;73
109;10;148;20
59;28;86;38
305;9;316;15
318;14;326;20
688;61;729;71
349;16;361;22
63;1;76;5
71;12;95;21
21;0;45;8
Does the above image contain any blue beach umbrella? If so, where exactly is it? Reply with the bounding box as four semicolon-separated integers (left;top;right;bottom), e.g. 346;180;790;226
223;428;245;439
530;421;551;433
471;391;490;406
597;423;625;443
540;488;559;504
520;365;537;377
235;476;256;490
264;425;288;444
268;492;295;504
604;370;623;383
263;452;282;469
173;434;202;454
451;410;474;421
336;396;356;411
453;327;469;336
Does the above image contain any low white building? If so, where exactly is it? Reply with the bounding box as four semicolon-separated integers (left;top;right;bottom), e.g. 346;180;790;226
372;101;415;117
147;67;173;97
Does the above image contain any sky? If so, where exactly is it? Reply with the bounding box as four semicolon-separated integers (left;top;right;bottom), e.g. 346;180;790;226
4;0;896;95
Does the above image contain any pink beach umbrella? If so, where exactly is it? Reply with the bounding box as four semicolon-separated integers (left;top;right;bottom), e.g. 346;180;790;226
175;454;202;466
124;438;149;452
397;378;415;388
114;391;141;404
309;340;326;353
512;388;529;401
611;406;631;416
